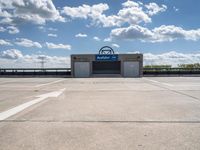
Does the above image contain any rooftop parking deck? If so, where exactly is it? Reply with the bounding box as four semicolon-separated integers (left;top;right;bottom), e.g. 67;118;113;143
0;77;200;150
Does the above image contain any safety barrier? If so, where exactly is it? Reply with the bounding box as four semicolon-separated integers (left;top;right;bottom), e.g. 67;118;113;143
143;68;200;75
1;67;200;77
0;68;71;77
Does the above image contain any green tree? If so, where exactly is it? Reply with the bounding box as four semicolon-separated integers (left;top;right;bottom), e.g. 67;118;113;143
178;63;200;68
144;65;172;68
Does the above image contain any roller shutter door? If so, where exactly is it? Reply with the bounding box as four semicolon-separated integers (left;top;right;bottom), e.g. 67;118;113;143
123;61;139;77
74;62;90;77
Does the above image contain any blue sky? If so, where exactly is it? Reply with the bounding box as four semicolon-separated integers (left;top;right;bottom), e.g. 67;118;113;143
0;0;200;67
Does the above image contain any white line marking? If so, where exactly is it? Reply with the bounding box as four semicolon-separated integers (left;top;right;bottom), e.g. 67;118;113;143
0;88;66;121
35;79;66;87
143;78;174;87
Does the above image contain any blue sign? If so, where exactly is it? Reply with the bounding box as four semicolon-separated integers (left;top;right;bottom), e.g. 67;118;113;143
95;54;118;61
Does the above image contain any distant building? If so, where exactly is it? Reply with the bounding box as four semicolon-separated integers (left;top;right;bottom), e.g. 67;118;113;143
71;46;143;78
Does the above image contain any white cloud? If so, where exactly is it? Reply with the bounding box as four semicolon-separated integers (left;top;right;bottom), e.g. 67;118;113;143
110;25;200;42
145;3;167;16
122;0;140;8
0;0;65;25
46;42;71;50
0;39;12;46
117;1;151;25
112;43;120;48
0;25;19;34
48;27;57;31
62;3;109;20
153;25;200;42
15;38;42;48
143;51;200;67
127;51;141;54
0;17;13;24
0;26;6;32
48;33;57;37
61;1;166;27
0;8;12;18
38;26;58;32
0;5;12;18
62;3;121;27
110;25;153;41
62;4;91;19
38;26;45;30
0;49;70;68
0;1;13;9
1;50;200;68
23;55;70;68
7;26;19;34
173;6;179;12
152;25;184;42
0;49;22;59
93;36;101;41
75;33;87;38
104;38;111;42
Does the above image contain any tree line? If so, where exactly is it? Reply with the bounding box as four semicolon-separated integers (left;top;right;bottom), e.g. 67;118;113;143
144;63;200;68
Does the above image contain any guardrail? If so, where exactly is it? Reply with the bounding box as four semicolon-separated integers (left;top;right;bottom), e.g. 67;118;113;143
0;68;200;77
143;67;200;75
0;68;71;76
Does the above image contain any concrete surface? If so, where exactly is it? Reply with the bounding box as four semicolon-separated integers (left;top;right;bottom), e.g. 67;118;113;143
0;77;200;150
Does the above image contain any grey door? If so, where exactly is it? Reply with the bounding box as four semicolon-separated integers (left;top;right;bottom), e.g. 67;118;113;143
74;62;90;78
123;61;139;77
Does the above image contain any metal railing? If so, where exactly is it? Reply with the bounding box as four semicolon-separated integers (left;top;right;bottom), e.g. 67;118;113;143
0;68;71;76
143;67;200;75
0;67;200;76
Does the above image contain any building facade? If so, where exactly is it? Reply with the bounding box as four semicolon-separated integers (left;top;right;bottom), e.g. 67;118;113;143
71;46;143;78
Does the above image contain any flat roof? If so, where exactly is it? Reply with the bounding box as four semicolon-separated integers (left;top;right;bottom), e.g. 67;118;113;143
71;53;143;56
0;77;200;149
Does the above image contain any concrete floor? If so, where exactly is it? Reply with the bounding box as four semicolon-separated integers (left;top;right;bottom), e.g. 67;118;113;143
0;77;200;150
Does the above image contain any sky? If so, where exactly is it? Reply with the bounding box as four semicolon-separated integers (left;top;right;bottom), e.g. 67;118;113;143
0;0;200;68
